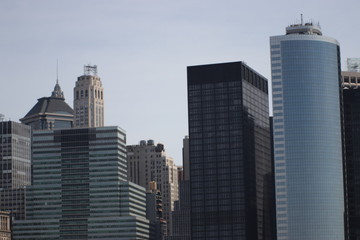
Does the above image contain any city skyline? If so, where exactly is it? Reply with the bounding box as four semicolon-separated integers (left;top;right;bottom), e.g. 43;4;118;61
1;0;359;164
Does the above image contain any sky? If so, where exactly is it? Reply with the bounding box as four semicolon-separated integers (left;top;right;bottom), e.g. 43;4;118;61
1;0;359;165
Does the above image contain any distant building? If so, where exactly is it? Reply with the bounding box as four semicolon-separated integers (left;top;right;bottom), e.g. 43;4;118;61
127;140;178;235
187;62;273;239
271;22;344;239
74;65;104;128
0;121;31;220
13;127;149;239
146;181;167;240
182;136;190;181
0;211;11;240
347;58;360;72
167;136;191;240
20;81;74;130
342;71;360;89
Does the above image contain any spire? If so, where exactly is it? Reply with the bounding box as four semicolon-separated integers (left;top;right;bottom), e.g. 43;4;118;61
51;61;64;98
51;82;64;99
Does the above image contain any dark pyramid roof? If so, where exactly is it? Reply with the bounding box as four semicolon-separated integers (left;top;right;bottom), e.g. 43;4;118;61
21;81;73;120
22;97;74;119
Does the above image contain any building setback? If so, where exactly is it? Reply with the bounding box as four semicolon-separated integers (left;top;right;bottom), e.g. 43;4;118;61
0;121;31;220
74;65;104;128
13;127;149;239
187;61;273;239
270;22;344;239
127;140;179;236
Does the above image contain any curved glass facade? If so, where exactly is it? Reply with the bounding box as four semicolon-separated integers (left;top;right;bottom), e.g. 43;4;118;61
271;32;344;240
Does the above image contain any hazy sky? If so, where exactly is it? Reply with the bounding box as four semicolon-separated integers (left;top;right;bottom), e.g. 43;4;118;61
1;0;359;165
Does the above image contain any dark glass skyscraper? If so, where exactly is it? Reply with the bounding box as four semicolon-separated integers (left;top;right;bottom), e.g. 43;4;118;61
187;62;273;240
343;87;360;240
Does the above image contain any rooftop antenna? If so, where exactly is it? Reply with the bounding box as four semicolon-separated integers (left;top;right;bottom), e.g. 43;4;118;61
301;14;303;25
84;65;98;76
56;59;59;84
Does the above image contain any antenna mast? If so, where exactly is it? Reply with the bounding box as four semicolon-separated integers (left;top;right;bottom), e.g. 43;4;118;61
84;65;98;76
56;59;59;84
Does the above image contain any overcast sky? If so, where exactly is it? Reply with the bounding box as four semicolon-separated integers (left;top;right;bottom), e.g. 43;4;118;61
1;0;359;165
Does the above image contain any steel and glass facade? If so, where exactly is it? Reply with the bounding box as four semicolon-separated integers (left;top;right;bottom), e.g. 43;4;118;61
0;121;31;220
13;127;149;239
187;62;274;239
270;24;344;240
343;87;360;240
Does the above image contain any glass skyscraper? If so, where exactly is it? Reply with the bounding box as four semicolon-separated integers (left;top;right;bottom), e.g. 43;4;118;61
270;23;344;239
13;127;149;239
342;86;360;240
187;62;274;239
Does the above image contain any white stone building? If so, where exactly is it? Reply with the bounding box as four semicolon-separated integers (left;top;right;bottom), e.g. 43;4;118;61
127;140;178;236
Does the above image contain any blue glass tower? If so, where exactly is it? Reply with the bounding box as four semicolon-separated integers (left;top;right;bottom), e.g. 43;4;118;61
270;23;344;240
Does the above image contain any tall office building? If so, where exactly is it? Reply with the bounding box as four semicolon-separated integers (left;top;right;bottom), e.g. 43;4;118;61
187;62;273;239
127;140;178;235
342;65;360;240
74;65;104;128
20;82;74;130
270;22;344;239
13;127;149;239
0;121;31;220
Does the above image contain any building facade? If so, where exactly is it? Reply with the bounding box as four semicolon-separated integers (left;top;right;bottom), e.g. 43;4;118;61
13;127;149;239
74;65;104;128
20;82;74;130
0;211;11;240
127;140;178;235
342;71;360;89
187;62;273;239
146;182;167;240
343;87;360;240
270;22;344;239
0;121;31;220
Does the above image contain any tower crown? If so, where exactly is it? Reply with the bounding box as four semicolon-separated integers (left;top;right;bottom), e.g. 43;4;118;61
286;16;322;36
51;80;64;99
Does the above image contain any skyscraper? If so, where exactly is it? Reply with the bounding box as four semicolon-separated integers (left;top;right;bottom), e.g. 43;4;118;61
342;65;360;240
127;140;178;235
20;82;74;130
74;65;104;128
187;62;273;239
0;121;31;220
270;22;344;239
13;127;149;239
